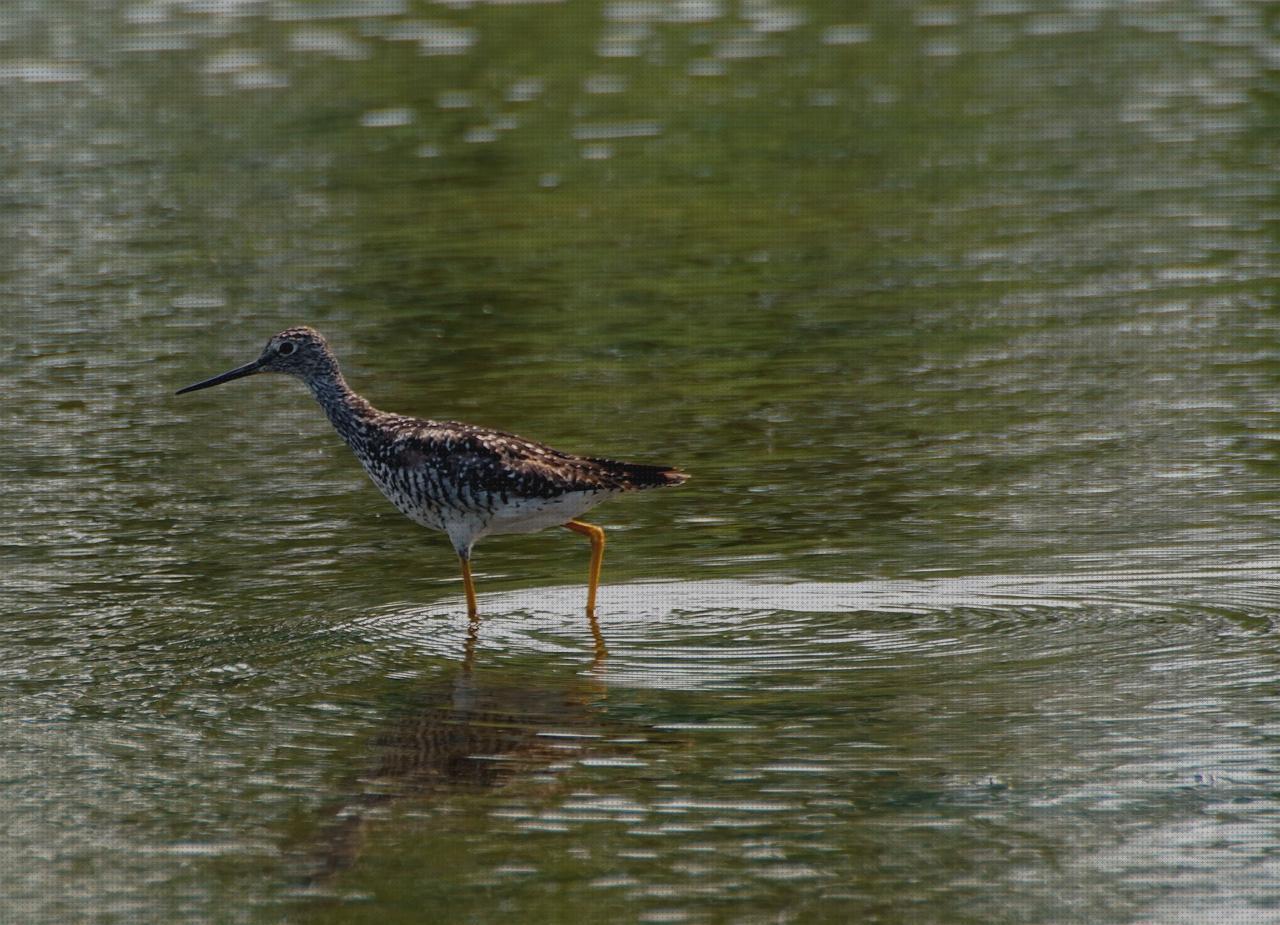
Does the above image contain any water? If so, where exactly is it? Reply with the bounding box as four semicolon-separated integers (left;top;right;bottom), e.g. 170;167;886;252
4;1;1280;921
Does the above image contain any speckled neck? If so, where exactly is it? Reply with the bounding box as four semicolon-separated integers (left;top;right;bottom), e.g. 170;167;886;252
305;367;378;449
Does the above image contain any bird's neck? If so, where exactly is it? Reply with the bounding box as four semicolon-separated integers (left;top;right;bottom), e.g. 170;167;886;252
306;371;379;447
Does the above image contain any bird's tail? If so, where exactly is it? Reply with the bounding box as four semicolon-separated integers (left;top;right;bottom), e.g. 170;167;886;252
588;459;690;490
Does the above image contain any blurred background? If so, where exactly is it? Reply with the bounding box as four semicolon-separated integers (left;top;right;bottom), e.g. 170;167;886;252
5;0;1280;922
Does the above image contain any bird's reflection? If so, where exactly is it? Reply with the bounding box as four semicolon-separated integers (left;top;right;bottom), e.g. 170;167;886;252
301;615;611;884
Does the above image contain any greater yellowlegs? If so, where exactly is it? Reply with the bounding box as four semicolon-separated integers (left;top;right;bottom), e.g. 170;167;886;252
176;326;687;620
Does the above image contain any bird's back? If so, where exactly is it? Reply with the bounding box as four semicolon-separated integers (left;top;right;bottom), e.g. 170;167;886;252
346;415;685;535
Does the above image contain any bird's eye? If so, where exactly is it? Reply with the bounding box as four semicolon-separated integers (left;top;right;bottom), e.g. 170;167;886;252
278;342;296;356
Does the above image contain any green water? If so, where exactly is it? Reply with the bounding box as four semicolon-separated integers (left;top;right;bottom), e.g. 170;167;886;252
6;1;1280;922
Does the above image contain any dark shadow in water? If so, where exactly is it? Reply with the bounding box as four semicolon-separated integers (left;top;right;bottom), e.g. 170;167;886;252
297;615;615;885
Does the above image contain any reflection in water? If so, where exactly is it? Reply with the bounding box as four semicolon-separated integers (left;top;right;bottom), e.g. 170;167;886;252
302;619;611;884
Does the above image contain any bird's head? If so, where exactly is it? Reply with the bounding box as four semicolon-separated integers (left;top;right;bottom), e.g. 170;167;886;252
176;326;338;395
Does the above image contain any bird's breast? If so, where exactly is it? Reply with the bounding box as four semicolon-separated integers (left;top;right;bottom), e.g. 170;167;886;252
355;454;493;531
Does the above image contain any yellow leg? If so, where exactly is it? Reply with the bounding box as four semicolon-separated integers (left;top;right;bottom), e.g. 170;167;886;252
587;609;608;668
564;520;606;617
459;555;479;619
463;612;480;672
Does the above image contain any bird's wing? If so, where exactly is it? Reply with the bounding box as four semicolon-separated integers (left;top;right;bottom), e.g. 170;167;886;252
386;414;691;496
389;421;682;497
389;422;612;498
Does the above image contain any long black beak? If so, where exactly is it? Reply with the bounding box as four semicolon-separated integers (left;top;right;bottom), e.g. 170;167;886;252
175;359;264;395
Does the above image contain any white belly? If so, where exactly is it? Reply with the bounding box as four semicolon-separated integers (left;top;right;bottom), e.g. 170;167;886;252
358;452;620;554
484;489;619;536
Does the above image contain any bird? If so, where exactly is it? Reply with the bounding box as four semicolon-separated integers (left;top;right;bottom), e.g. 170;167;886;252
176;326;687;623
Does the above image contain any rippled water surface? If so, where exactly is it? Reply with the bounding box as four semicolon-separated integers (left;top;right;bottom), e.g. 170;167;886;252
6;1;1280;922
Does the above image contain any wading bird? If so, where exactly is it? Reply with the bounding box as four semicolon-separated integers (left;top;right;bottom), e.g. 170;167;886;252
176;327;687;622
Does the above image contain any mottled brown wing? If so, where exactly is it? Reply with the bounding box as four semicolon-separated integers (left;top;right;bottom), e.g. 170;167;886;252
392;421;685;499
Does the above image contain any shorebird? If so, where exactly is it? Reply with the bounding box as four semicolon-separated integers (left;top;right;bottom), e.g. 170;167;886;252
176;326;687;622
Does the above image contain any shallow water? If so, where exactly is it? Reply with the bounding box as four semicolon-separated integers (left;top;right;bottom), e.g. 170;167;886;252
5;0;1280;922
